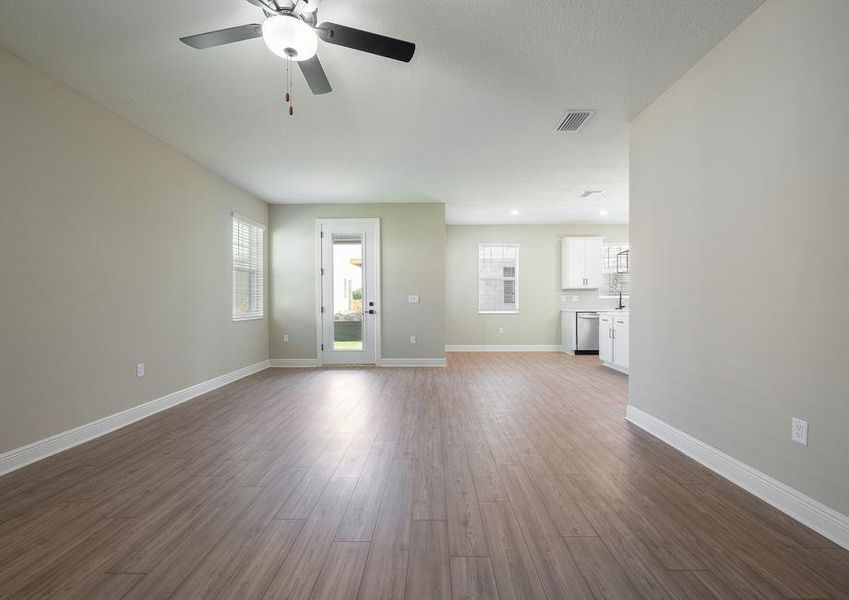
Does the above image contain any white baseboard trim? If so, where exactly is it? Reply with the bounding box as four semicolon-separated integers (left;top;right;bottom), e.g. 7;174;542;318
377;358;447;367
0;360;270;478
626;405;849;551
269;358;320;368
445;344;563;352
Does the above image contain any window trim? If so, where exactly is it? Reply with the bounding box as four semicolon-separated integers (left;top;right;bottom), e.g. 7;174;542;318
232;212;265;322
477;242;520;315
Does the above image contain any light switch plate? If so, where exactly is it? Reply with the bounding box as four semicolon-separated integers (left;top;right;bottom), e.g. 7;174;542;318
136;363;145;378
791;418;808;446
409;335;417;345
283;334;289;343
408;295;420;304
498;326;504;334
572;296;580;302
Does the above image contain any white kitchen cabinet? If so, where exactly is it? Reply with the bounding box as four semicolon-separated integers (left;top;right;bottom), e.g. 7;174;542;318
599;313;613;363
612;314;629;371
561;237;603;289
599;312;628;374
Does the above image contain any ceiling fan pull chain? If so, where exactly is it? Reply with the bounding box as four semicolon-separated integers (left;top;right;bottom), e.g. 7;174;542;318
283;57;294;116
283;58;289;103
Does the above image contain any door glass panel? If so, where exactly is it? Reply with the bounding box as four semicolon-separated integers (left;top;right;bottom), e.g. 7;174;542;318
332;233;364;350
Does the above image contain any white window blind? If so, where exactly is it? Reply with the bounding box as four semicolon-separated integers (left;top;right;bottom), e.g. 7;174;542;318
600;243;630;297
478;243;519;313
232;214;264;320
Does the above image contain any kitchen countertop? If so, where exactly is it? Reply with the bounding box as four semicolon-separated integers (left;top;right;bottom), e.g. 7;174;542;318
561;308;629;312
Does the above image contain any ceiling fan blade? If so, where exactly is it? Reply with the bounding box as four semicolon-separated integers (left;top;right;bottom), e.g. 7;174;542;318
298;55;332;95
316;22;415;62
180;24;263;49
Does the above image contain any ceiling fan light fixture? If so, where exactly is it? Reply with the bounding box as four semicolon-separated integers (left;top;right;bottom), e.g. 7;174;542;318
262;15;318;61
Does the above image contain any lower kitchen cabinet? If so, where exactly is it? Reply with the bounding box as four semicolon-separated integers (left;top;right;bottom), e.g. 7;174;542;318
599;312;629;374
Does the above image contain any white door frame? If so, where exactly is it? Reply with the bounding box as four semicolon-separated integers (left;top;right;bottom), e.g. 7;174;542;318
315;218;381;366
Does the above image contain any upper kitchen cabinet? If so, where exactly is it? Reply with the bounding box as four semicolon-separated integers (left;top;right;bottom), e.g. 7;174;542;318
561;237;603;289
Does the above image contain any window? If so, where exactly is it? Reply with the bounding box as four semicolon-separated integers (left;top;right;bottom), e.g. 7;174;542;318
600;243;630;298
232;213;264;320
478;243;519;313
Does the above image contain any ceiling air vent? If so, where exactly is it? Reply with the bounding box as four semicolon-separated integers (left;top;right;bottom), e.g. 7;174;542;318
555;110;594;132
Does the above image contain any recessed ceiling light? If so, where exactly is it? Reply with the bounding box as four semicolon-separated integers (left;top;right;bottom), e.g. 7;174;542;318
599;209;610;216
510;209;520;216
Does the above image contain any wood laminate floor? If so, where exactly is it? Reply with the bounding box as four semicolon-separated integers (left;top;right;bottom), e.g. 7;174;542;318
1;353;848;599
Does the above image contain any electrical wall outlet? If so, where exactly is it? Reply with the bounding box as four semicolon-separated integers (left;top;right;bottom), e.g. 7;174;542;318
283;334;289;343
409;335;417;345
408;295;420;304
136;363;145;378
498;326;504;334
791;418;808;446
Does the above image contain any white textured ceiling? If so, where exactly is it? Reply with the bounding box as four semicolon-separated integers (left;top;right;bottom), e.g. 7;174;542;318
0;0;762;224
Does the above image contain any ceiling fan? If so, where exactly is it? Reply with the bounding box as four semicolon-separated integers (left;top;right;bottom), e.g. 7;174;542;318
179;0;416;95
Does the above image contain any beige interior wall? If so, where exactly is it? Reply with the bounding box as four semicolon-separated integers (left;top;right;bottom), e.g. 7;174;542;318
268;203;446;360
630;0;849;515
446;224;628;346
0;49;269;453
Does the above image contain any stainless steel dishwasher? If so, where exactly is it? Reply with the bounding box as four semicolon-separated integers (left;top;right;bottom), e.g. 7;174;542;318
576;312;600;354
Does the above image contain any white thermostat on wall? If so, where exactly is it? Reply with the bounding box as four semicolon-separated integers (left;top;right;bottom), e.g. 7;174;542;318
407;295;420;304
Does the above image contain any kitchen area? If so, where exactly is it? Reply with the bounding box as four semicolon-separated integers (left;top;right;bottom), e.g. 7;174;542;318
560;236;630;374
